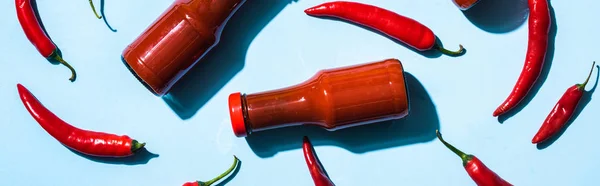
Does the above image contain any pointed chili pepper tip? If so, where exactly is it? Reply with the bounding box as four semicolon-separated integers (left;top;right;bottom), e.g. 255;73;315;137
577;61;597;90
304;5;326;15
16;84;33;98
131;140;146;153
16;83;25;91
492;108;503;117
436;130;472;166
531;136;542;144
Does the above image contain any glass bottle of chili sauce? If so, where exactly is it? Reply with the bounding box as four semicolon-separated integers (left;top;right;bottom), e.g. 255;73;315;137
121;0;246;96
228;59;411;137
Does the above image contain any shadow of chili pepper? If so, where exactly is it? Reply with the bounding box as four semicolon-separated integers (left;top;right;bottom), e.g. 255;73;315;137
313;16;450;59
215;160;242;186
99;0;117;32
463;0;529;33
30;0;49;40
68;147;159;165
30;0;65;66
245;72;440;158
537;65;600;150
498;2;557;123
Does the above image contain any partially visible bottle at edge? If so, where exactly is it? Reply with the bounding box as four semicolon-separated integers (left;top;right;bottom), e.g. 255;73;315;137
453;0;481;10
228;59;411;137
121;0;246;96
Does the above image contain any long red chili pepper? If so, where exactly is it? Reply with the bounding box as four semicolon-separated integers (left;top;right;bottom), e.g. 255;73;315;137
304;1;464;56
182;156;240;186
16;0;77;82
493;0;551;117
17;84;145;157
303;136;335;186
532;62;597;144
436;130;512;186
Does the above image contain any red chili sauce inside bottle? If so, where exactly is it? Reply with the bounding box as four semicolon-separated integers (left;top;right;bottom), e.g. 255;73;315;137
122;0;246;96
228;59;411;137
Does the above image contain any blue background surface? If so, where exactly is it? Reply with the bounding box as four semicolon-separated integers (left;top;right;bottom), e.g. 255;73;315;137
2;0;600;185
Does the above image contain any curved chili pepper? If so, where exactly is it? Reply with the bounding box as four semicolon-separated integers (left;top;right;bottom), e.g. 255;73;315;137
182;156;240;186
303;136;335;186
493;0;551;117
532;62;598;144
89;0;102;19
15;0;77;81
436;130;512;186
304;1;464;56
17;84;145;157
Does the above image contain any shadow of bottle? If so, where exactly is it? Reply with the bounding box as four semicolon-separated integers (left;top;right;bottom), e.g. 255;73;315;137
100;0;117;32
537;65;600;149
463;0;529;33
68;147;159;165
245;72;440;158
163;0;299;120
498;2;557;123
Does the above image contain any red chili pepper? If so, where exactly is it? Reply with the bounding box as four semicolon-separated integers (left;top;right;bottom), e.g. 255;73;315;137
493;0;551;117
181;156;240;186
89;0;102;19
304;1;464;56
532;62;597;144
436;130;512;186
16;0;77;81
303;136;335;186
17;84;145;157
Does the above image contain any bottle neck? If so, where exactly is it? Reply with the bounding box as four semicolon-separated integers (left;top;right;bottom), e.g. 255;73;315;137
241;80;326;133
239;93;253;135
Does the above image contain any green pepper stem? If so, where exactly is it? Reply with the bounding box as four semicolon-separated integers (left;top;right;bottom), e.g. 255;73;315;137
436;130;471;166
202;156;240;186
52;55;77;82
578;61;596;89
89;0;102;19
130;140;146;153
435;43;464;56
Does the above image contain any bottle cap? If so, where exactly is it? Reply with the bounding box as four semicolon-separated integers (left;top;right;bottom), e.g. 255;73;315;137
228;92;248;137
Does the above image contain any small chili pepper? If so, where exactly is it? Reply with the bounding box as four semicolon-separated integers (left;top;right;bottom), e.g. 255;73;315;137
532;62;598;144
493;0;551;117
304;1;464;56
182;156;240;186
303;136;335;186
17;84;145;157
436;130;512;186
89;0;102;19
16;0;77;81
